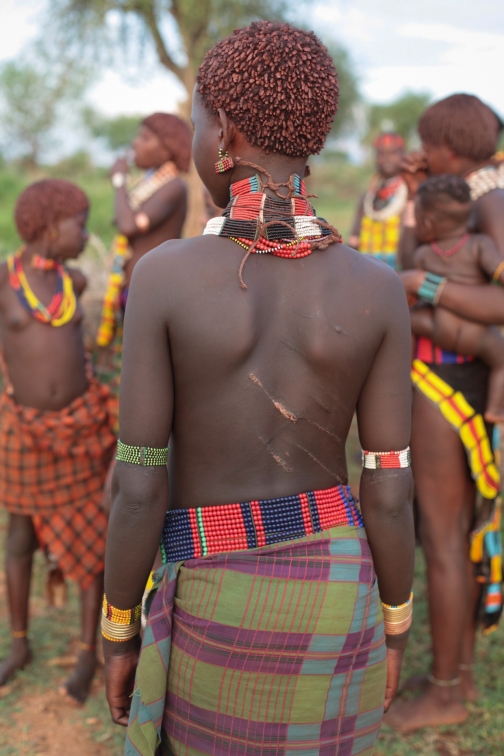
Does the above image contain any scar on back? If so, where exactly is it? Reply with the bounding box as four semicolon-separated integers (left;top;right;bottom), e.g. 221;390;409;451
249;374;298;422
258;435;292;472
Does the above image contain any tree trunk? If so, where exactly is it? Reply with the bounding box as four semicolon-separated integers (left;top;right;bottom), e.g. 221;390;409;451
179;69;205;239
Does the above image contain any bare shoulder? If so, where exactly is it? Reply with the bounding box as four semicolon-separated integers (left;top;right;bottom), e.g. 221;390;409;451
329;242;408;312
129;237;200;288
153;176;187;202
67;266;87;296
473;188;504;221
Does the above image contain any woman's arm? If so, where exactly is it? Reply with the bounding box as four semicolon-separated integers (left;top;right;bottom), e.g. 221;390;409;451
356;272;414;607
400;268;504;326
356;271;415;710
115;179;186;238
348;194;364;248
103;246;175;724
397;227;418;270
397;152;428;270
111;157;185;239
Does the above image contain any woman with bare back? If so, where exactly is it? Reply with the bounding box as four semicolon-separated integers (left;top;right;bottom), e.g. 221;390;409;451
102;22;414;756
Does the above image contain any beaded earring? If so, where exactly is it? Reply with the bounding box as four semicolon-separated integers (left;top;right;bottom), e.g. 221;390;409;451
215;148;234;174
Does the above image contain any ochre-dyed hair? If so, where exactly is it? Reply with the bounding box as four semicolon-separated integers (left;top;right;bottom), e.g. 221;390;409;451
374;133;405;150
418;94;500;161
196;21;339;157
142;113;192;172
15;179;89;243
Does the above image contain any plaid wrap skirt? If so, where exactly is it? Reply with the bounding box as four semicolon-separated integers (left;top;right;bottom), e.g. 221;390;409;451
126;517;386;756
0;378;117;587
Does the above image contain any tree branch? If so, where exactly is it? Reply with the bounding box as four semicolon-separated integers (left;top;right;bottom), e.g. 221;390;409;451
138;2;185;84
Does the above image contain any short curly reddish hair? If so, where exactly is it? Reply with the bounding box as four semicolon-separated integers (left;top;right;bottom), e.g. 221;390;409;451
418;94;500;161
197;21;339;157
142;113;192;172
15;179;89;243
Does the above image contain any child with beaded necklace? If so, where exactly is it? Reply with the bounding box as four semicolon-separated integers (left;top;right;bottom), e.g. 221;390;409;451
0;179;117;703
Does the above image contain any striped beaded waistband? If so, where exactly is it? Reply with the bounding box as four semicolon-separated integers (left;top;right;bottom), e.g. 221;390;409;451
160;484;363;563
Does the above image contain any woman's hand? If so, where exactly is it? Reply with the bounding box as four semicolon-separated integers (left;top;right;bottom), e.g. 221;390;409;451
384;632;409;712
110;157;129;179
104;636;141;726
384;645;404;711
401;152;429;199
399;269;424;304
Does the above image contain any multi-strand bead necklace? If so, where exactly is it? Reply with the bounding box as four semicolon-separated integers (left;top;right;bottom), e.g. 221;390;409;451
203;164;341;288
7;247;76;326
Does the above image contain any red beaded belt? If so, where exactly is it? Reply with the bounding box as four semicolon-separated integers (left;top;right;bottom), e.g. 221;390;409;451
160;484;363;563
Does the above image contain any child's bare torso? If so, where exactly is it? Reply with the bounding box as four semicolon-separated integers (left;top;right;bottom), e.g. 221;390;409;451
0;263;87;411
414;234;489;286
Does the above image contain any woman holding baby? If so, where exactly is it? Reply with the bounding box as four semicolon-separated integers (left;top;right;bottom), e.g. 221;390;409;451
386;94;504;732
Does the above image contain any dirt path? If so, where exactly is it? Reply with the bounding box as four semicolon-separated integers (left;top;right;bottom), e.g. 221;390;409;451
3;688;114;756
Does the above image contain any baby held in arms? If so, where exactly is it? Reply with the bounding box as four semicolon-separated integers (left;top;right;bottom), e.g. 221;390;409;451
410;174;504;423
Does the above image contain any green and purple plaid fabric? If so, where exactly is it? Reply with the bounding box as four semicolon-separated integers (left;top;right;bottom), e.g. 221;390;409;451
126;524;386;756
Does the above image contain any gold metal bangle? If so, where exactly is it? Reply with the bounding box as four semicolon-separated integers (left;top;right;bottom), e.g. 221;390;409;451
101;614;141;642
382;593;413;624
382;605;413;623
383;614;412;635
382;592;413;610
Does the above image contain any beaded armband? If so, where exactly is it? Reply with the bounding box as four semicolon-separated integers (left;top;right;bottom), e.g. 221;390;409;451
101;595;142;642
362;447;411;469
116;440;169;466
417;272;446;305
382;592;413;635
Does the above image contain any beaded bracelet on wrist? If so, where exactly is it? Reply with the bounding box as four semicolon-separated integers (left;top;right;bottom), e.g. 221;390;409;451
116;440;169;466
101;595;142;642
417;272;447;305
102;595;142;624
362;447;411;469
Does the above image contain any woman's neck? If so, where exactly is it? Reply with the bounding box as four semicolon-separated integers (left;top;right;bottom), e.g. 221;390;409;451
229;151;308;198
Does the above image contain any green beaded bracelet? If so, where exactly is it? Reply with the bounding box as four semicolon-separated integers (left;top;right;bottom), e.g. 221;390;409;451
116;440;169;466
417;272;446;305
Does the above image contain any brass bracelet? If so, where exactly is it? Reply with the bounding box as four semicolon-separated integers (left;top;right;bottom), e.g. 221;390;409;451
382;592;413;623
383;614;412;635
101;614;141;642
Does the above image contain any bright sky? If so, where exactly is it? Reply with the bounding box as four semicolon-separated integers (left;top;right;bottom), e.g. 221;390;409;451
2;0;504;119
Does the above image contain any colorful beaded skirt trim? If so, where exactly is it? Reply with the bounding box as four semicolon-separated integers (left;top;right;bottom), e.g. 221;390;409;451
416;336;474;365
160;484;363;563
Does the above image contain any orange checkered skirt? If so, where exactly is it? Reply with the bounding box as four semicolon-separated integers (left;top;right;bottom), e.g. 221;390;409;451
0;378;117;587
